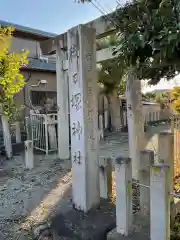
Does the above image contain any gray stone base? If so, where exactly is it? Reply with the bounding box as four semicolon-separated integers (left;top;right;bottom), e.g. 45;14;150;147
51;200;116;240
107;228;125;240
107;227;150;240
107;213;150;240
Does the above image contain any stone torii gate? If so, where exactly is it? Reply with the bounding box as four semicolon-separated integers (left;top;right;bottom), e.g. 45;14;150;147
40;15;144;212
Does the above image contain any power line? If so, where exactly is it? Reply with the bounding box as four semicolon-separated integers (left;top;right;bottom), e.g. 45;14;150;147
93;0;111;15
90;0;119;28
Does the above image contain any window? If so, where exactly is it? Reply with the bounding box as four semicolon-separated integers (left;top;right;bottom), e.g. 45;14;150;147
31;91;56;106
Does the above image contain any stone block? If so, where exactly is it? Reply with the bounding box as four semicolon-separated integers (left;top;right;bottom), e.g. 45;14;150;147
51;200;116;240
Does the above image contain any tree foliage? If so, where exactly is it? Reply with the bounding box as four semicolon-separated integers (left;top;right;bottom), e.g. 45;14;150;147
0;27;28;120
78;0;180;85
97;58;125;96
97;34;126;97
114;0;180;84
170;87;180;113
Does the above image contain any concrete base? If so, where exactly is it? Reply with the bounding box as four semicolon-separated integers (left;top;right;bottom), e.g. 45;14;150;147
51;200;116;240
107;213;149;240
107;227;149;240
107;229;125;240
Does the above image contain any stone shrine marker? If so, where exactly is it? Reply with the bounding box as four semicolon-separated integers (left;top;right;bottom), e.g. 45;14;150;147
67;25;100;212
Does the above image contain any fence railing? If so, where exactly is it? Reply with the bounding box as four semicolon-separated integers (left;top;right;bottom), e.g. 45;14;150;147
98;109;163;136
98;143;175;239
26;114;58;154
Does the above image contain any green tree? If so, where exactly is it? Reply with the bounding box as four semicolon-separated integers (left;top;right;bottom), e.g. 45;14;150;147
79;0;180;85
144;92;156;101
0;27;28;121
113;0;180;84
170;87;180;113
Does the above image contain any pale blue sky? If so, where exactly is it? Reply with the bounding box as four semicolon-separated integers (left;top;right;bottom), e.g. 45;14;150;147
0;0;126;34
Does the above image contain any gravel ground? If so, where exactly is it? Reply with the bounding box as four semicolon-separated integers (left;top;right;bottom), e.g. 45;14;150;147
0;123;171;239
0;154;72;239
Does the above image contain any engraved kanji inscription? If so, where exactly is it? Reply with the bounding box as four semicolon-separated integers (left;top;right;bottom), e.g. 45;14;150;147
87;86;93;96
127;104;132;110
72;121;82;140
87;108;93;120
69;44;78;61
71;93;81;111
73;73;78;84
85;52;92;72
73;151;82;165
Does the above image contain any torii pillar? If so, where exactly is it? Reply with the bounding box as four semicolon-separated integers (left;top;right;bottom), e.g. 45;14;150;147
56;39;70;159
126;74;144;180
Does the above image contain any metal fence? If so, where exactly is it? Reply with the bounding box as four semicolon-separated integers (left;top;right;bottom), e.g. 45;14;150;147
122;110;161;130
26;114;58;154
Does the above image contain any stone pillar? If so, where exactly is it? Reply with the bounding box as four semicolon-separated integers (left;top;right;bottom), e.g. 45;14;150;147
15;121;21;143
1;115;12;159
115;157;132;236
25;140;34;169
125;74;144;180
104;96;108;129
139;150;154;217
67;25;100;212
99;157;112;199
47;116;57;150
104;110;108;129
150;164;170;240
99;114;104;140
56;40;69;159
158;132;174;194
109;91;122;131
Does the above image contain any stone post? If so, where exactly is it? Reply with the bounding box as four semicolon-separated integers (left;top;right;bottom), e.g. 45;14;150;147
150;164;170;240
56;40;70;159
67;25;100;212
115;157;132;236
25;140;34;169
47;116;57;150
139;150;154;217
15;121;21;143
1;115;12;159
125;74;144;180
99;114;104;140
104;96;108;129
109;91;122;131
104;110;108;129
99;157;112;199
158;132;174;194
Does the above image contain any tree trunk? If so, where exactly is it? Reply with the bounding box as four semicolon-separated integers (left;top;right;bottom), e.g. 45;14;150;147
107;90;122;132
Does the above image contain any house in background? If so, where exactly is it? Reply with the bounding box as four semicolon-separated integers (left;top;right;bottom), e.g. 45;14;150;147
0;20;58;117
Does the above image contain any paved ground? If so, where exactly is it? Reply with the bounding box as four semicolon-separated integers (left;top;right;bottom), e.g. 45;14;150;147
0;123;171;239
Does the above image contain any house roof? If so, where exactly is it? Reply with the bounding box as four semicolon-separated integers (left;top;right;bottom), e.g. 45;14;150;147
0;20;57;39
22;58;56;73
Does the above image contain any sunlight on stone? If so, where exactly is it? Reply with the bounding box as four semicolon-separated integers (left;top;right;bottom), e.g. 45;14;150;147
20;172;72;231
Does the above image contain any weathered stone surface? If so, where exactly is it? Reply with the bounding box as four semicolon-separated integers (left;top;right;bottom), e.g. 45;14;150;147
107;227;150;240
107;213;149;240
0;231;5;240
51;200;116;240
